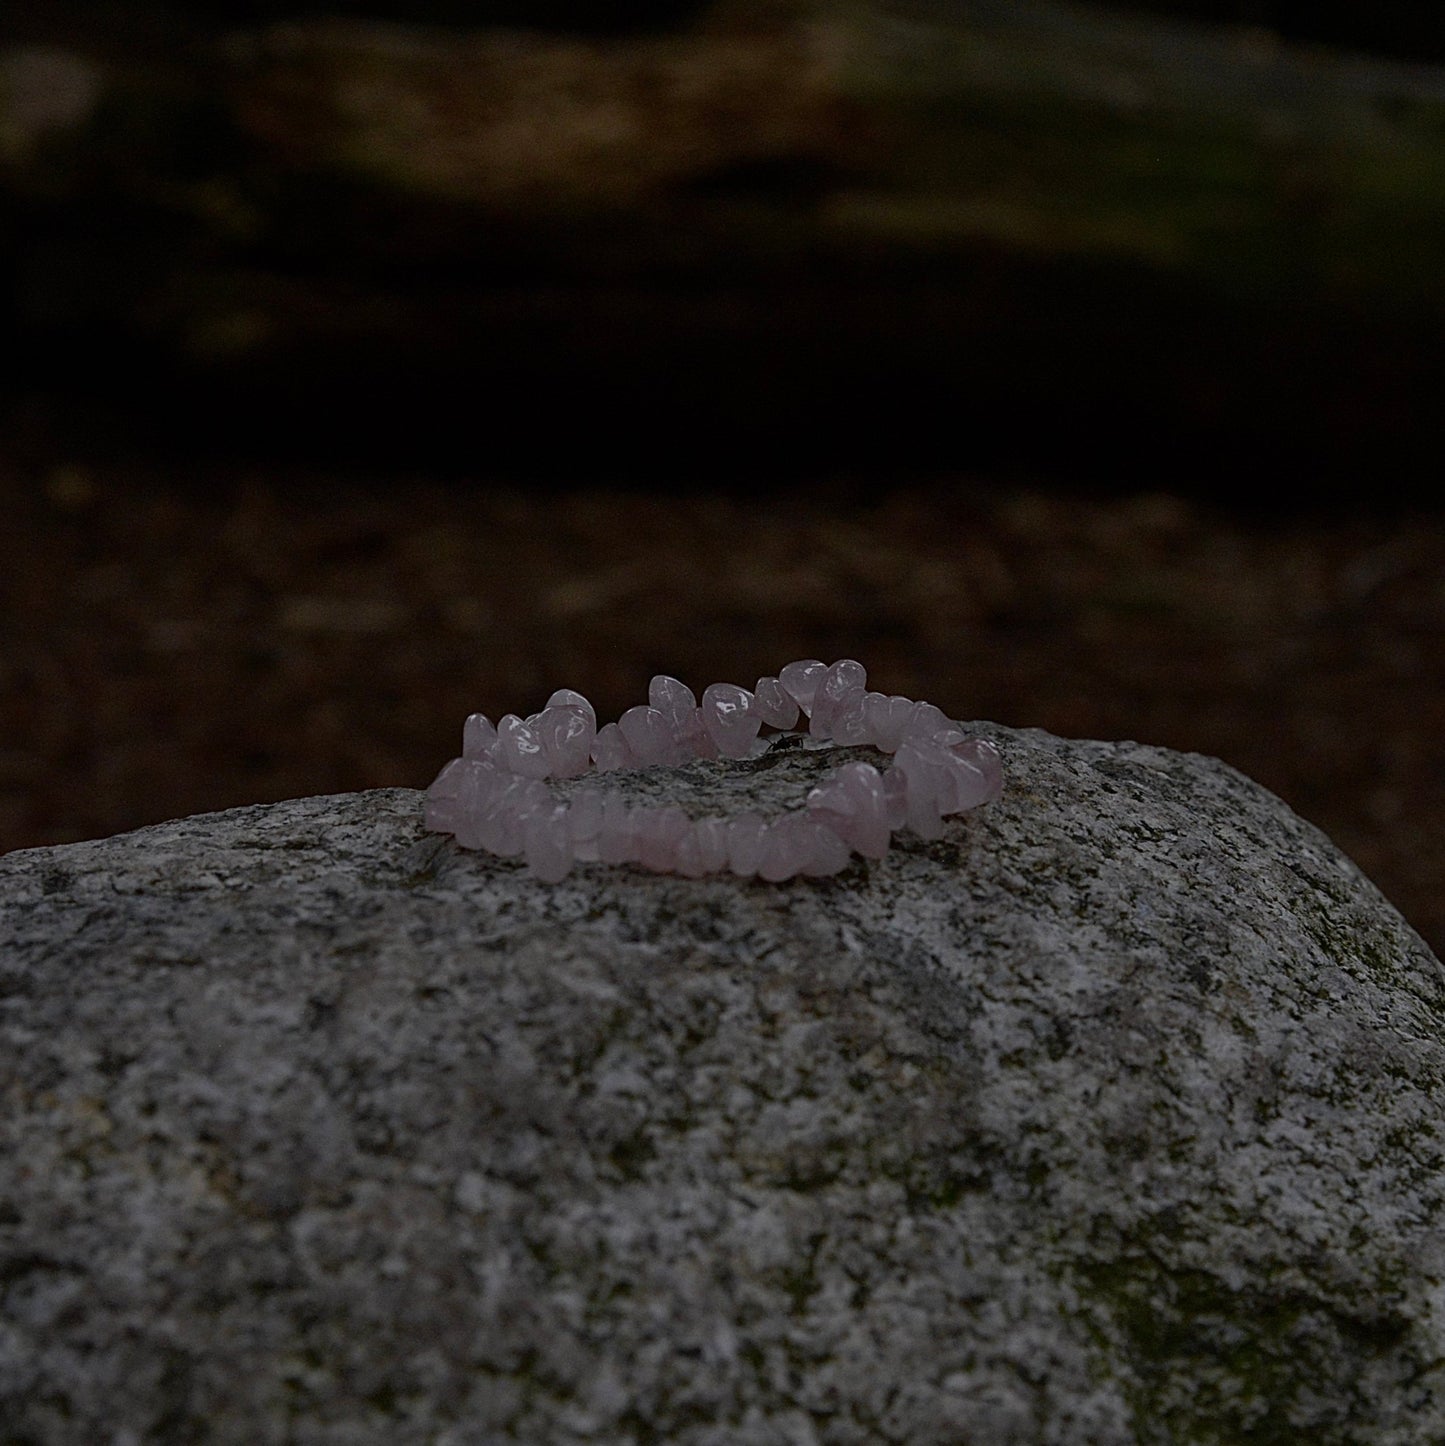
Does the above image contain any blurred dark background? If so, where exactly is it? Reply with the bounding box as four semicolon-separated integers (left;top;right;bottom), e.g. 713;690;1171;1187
1;0;1441;955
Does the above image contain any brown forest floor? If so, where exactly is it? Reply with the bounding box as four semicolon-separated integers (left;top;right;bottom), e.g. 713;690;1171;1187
2;425;1442;960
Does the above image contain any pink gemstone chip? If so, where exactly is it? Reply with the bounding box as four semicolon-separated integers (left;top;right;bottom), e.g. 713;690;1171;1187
807;760;891;859
778;659;827;717
618;706;685;767
567;787;605;860
596;793;636;863
694;817;730;873
701;683;761;759
523;804;574;882
901;701;952;744
495;714;552;778
546;688;597;732
590;722;635;772
864;694;916;753
674;827;708;878
634;805;691;872
809;659;868;739
462;712;498;760
679;707;720;760
726;812;769;876
649;674;697;722
828;689;872;746
535;704;595;779
753;676;800;730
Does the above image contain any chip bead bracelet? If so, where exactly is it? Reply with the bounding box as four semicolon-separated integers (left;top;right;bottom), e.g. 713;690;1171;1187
423;659;1003;883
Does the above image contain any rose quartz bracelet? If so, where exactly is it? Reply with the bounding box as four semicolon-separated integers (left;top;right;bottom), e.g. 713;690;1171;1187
423;659;1002;883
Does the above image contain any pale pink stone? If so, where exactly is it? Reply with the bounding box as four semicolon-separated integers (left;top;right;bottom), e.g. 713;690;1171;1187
807;761;890;858
425;756;470;803
495;714;552;778
726;811;768;876
433;758;504;845
567;787;605;860
546;687;597;732
809;682;863;740
828;689;872;745
954;736;1004;804
778;659;827;717
808;660;868;739
892;741;948;839
864;693;915;753
701;683;760;759
648;674;696;722
596;793;636;863
462;712;498;760
590;721;635;771
756;820;801;881
695;817;730;873
478;776;549;855
927;735;1003;812
634;805;690;872
647;676;717;758
534;703;594;779
619;705;685;766
881;767;909;829
798;818;852;876
753;676;800;730
423;757;469;833
757;813;849;880
522;804;574;882
678;707;720;760
674;826;708;878
900;700;952;743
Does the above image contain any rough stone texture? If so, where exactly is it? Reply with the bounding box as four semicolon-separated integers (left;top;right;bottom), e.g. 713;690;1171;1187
1;723;1442;1444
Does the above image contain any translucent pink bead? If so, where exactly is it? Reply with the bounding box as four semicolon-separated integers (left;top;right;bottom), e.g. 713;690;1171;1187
808;660;868;739
596;793;636;863
534;704;595;779
778;659;827;717
567;787;605;860
806;760;890;858
900;700;952;743
881;766;909;829
619;706;686;767
495;714;552;778
649;674;696;722
674;827;709;879
545;688;596;732
424;757;471;833
756;820;799;882
678;707;720;760
634;805;690;872
477;776;549;854
753;676;800;730
934;735;1004;811
590;721;635;772
462;712;498;760
892;740;948;839
799;818;852;876
757;813;850;880
726;812;769;876
828;688;872;746
694;817;730;872
701;683;760;760
955;736;1004;804
522;804;574;882
864;693;915;753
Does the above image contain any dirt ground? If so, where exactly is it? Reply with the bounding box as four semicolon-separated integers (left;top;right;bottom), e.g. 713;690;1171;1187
2;418;1441;959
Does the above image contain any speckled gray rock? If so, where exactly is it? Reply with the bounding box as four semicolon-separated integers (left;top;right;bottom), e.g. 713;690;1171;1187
2;724;1443;1445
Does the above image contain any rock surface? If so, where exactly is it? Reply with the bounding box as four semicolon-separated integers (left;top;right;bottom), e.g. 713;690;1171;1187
1;723;1442;1444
